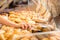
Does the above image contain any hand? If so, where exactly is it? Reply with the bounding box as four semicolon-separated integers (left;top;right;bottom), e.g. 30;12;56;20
18;22;31;30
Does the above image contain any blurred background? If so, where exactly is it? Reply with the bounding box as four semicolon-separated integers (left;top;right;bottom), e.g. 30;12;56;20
0;0;60;28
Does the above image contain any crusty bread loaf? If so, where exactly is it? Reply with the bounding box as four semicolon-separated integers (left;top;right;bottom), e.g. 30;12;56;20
38;0;60;17
46;0;60;17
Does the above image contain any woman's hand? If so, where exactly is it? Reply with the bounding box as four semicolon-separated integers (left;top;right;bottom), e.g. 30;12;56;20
18;22;31;30
0;15;31;30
